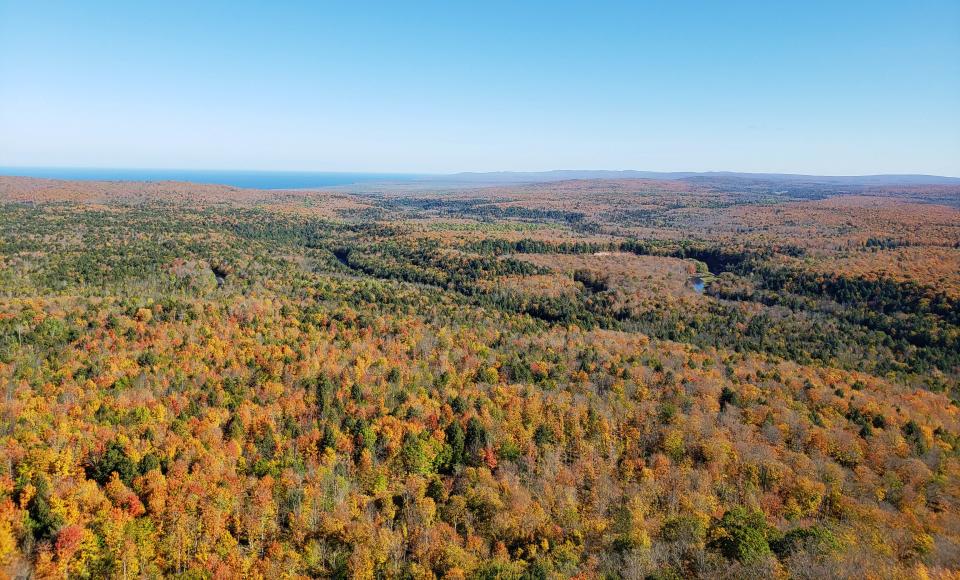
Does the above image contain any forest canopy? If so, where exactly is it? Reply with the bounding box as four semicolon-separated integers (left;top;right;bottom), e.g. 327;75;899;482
0;176;959;578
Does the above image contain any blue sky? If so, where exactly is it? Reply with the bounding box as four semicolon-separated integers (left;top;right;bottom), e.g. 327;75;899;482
1;1;958;175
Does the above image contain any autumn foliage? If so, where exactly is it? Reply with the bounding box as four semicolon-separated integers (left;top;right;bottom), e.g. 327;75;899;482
0;176;958;578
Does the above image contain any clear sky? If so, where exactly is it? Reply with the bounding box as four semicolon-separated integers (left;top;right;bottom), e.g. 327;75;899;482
1;0;958;175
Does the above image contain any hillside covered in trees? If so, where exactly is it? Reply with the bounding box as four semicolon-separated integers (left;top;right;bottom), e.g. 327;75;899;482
0;176;959;578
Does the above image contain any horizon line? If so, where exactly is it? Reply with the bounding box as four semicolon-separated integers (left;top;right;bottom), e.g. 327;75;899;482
2;165;959;180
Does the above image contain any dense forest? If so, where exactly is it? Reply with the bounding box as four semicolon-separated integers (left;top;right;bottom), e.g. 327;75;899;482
0;176;959;578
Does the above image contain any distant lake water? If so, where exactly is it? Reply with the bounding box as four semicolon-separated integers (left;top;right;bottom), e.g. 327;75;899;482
0;167;425;189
